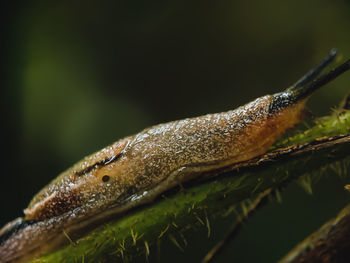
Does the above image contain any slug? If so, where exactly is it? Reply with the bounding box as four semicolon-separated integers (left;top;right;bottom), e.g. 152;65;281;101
1;50;349;263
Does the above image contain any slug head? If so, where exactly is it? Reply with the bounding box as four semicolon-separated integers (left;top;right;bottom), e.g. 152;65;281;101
286;50;350;104
269;50;350;113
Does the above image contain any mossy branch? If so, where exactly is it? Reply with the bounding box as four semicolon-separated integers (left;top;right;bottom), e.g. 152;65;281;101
33;107;350;263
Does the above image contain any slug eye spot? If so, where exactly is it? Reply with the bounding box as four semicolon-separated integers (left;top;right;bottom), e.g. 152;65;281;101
102;175;110;182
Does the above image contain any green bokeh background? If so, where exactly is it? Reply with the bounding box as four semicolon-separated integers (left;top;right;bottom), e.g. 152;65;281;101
2;0;350;262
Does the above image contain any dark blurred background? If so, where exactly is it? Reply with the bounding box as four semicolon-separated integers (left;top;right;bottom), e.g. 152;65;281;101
2;0;350;262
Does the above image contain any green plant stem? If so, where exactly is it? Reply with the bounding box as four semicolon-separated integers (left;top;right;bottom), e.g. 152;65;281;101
33;110;350;263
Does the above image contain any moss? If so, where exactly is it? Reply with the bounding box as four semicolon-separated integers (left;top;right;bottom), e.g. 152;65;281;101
33;110;350;263
276;109;350;147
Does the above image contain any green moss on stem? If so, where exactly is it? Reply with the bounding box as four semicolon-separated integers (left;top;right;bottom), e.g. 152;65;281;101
33;110;350;263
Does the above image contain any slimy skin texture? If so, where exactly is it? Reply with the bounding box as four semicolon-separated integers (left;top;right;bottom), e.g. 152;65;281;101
24;94;306;222
1;51;349;263
0;94;307;263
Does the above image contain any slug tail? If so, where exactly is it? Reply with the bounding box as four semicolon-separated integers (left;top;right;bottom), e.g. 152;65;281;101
0;218;36;245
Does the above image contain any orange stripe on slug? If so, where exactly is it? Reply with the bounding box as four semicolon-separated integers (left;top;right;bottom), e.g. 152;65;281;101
1;50;349;263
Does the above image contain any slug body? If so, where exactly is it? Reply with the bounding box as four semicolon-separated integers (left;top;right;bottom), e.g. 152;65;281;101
1;50;349;263
24;93;306;221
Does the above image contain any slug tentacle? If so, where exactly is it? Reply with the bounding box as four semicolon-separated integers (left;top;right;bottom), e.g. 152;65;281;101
286;56;350;103
270;55;350;114
1;50;349;263
290;48;337;90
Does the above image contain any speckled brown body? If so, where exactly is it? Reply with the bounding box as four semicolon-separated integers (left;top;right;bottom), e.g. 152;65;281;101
0;94;307;263
24;94;305;222
1;50;349;263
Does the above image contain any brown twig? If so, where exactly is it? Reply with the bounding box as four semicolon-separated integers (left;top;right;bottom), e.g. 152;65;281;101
200;134;350;263
278;202;350;263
